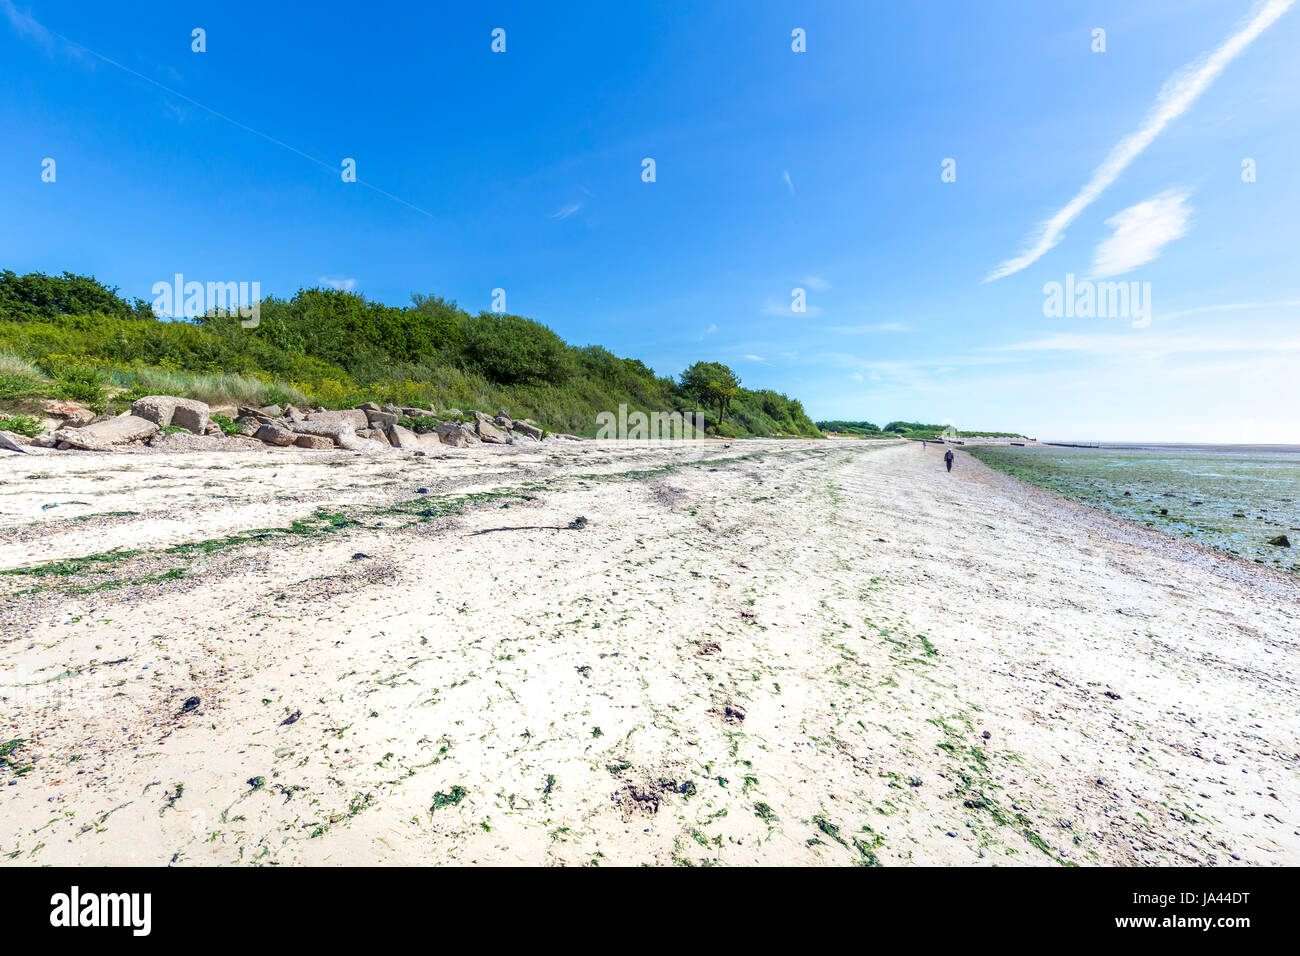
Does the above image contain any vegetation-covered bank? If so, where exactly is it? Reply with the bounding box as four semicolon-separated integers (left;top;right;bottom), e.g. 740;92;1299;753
817;420;1025;440
0;270;820;438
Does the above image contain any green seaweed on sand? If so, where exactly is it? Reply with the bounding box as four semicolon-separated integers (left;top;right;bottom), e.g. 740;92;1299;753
430;785;468;812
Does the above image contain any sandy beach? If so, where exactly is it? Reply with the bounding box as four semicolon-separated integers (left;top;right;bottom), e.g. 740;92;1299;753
1;438;1296;866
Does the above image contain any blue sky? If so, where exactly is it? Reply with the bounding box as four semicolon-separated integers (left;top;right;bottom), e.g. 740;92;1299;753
2;0;1297;442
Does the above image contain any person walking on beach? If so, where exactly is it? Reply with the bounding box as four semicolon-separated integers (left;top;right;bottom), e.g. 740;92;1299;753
922;440;927;449
944;449;954;473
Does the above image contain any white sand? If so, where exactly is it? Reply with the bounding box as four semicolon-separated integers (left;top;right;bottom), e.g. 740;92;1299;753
1;439;1296;866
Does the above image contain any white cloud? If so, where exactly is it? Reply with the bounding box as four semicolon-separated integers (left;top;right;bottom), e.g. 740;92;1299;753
319;276;357;291
703;323;718;335
985;0;1295;282
551;202;582;220
804;275;829;291
1091;190;1193;277
782;170;795;195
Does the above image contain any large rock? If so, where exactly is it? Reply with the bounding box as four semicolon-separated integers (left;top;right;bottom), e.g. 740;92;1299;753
39;399;95;427
473;411;508;444
513;421;544;441
0;430;30;453
53;413;159;450
131;395;210;434
387;424;421;449
236;406;274;424
294;434;334;450
254;423;295;446
305;408;367;431
293;420;362;450
364;408;398;429
436;422;477;447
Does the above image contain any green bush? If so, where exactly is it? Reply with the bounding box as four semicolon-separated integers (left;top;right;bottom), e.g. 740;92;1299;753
211;414;242;437
0;270;825;438
458;312;575;386
0;413;43;437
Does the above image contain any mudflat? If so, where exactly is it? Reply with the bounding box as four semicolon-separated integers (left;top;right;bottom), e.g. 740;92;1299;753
1;439;1296;865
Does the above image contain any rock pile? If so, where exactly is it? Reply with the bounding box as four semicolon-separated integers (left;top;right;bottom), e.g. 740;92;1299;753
3;396;571;454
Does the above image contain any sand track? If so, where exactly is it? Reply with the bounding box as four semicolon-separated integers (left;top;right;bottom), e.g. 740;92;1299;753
1;439;1296;865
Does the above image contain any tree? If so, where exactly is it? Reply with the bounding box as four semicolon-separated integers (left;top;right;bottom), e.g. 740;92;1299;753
680;361;740;427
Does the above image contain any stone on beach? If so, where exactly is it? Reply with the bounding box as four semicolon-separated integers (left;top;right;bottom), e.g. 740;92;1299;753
254;423;296;446
305;408;368;431
53;413;160;450
292;420;364;450
473;411;508;444
131;395;210;434
293;434;334;450
512;421;544;441
436;422;478;447
386;424;422;449
39;398;96;429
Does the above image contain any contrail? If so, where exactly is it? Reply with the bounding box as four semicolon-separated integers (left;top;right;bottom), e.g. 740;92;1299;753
2;2;434;218
985;0;1294;282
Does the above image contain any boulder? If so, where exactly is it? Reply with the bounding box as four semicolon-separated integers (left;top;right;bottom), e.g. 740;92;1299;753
54;413;159;450
473;411;508;444
292;420;389;453
259;404;283;418
254;423;296;446
513;421;544;441
39;399;96;427
436;422;477;447
294;434;334;450
0;430;30;453
293;420;362;449
131;395;210;434
387;424;421;449
237;405;274;423
357;402;381;412
364;408;398;429
0;431;54;455
369;427;391;447
305;408;368;431
400;406;436;418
